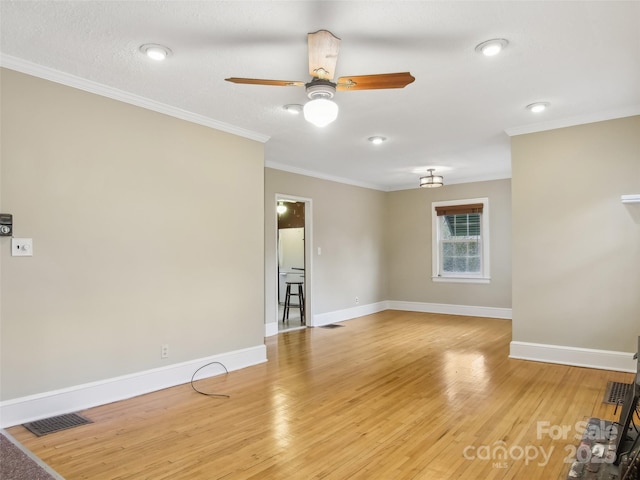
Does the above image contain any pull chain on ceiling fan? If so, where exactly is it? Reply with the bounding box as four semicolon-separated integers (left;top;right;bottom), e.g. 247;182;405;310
225;30;415;127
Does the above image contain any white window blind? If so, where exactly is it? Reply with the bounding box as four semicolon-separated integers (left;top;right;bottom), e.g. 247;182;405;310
432;198;490;283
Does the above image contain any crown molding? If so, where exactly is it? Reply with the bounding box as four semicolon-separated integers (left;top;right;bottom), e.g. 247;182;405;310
266;160;513;193
505;105;640;137
0;54;270;143
265;161;389;192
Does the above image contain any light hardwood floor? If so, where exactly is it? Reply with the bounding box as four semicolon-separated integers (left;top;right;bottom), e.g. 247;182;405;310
7;311;632;479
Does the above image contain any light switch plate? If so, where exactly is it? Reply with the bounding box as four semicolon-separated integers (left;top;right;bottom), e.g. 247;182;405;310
11;238;33;256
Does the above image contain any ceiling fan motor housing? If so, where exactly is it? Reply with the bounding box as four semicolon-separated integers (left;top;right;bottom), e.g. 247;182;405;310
305;79;336;100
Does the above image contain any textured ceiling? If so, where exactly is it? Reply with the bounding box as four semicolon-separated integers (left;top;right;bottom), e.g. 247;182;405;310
1;1;639;190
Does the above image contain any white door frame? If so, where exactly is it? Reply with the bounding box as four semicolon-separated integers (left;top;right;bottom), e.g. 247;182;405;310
275;193;313;329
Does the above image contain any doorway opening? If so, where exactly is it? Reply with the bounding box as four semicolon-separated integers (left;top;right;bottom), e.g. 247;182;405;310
276;195;311;332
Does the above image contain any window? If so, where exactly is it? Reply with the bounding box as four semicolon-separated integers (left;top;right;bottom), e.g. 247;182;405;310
432;198;490;283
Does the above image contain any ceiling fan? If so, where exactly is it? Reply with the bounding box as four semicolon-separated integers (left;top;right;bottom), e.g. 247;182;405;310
225;30;415;127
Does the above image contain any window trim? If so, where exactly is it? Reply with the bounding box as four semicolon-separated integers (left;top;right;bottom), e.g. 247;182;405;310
431;197;490;284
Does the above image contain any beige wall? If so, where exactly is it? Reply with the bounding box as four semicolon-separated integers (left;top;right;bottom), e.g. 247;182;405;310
264;169;387;324
385;179;512;308
10;67;635;403
512;116;640;352
0;69;265;400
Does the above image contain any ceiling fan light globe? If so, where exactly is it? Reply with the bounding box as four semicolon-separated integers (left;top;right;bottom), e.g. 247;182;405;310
304;98;339;127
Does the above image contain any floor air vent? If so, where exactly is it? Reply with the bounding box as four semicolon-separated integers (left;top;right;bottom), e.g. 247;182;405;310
603;381;632;405
321;324;344;329
23;413;93;437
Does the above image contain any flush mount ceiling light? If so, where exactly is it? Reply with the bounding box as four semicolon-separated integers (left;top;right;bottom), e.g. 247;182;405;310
419;169;444;188
475;38;508;57
303;79;339;127
283;104;303;115
368;136;387;145
526;102;550;113
139;44;172;61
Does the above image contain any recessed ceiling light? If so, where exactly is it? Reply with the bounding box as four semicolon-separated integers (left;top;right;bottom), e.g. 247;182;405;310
475;38;508;57
283;104;303;115
368;136;386;145
526;102;550;113
139;44;172;61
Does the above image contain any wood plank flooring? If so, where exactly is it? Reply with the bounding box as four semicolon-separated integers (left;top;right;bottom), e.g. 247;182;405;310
7;311;633;479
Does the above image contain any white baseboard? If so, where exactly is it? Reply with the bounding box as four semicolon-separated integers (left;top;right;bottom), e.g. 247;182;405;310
510;341;636;373
268;300;508;333
0;345;267;428
308;300;510;327
388;300;512;319
312;301;389;327
265;321;278;337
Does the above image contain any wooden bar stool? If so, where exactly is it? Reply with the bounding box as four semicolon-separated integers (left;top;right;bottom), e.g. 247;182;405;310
282;281;305;324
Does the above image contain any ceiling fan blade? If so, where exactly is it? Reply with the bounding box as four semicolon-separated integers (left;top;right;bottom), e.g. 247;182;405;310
225;77;305;87
308;30;341;80
336;72;416;91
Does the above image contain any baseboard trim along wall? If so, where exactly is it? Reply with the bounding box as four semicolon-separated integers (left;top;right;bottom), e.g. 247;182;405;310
0;345;267;428
509;341;636;373
265;321;278;337
308;300;511;329
312;301;389;327
387;300;512;319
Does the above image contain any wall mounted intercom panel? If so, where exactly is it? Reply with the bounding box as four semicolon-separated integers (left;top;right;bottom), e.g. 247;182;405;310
0;213;12;236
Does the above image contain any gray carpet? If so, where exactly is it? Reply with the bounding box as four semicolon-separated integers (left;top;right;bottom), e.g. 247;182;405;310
0;429;64;480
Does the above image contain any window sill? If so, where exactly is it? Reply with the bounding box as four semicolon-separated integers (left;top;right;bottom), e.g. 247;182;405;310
432;276;490;284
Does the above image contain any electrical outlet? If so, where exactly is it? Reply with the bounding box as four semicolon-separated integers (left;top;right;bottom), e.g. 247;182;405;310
355;297;359;304
161;344;169;359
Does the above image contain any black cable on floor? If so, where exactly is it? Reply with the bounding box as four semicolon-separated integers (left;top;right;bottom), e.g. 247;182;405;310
190;361;230;398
